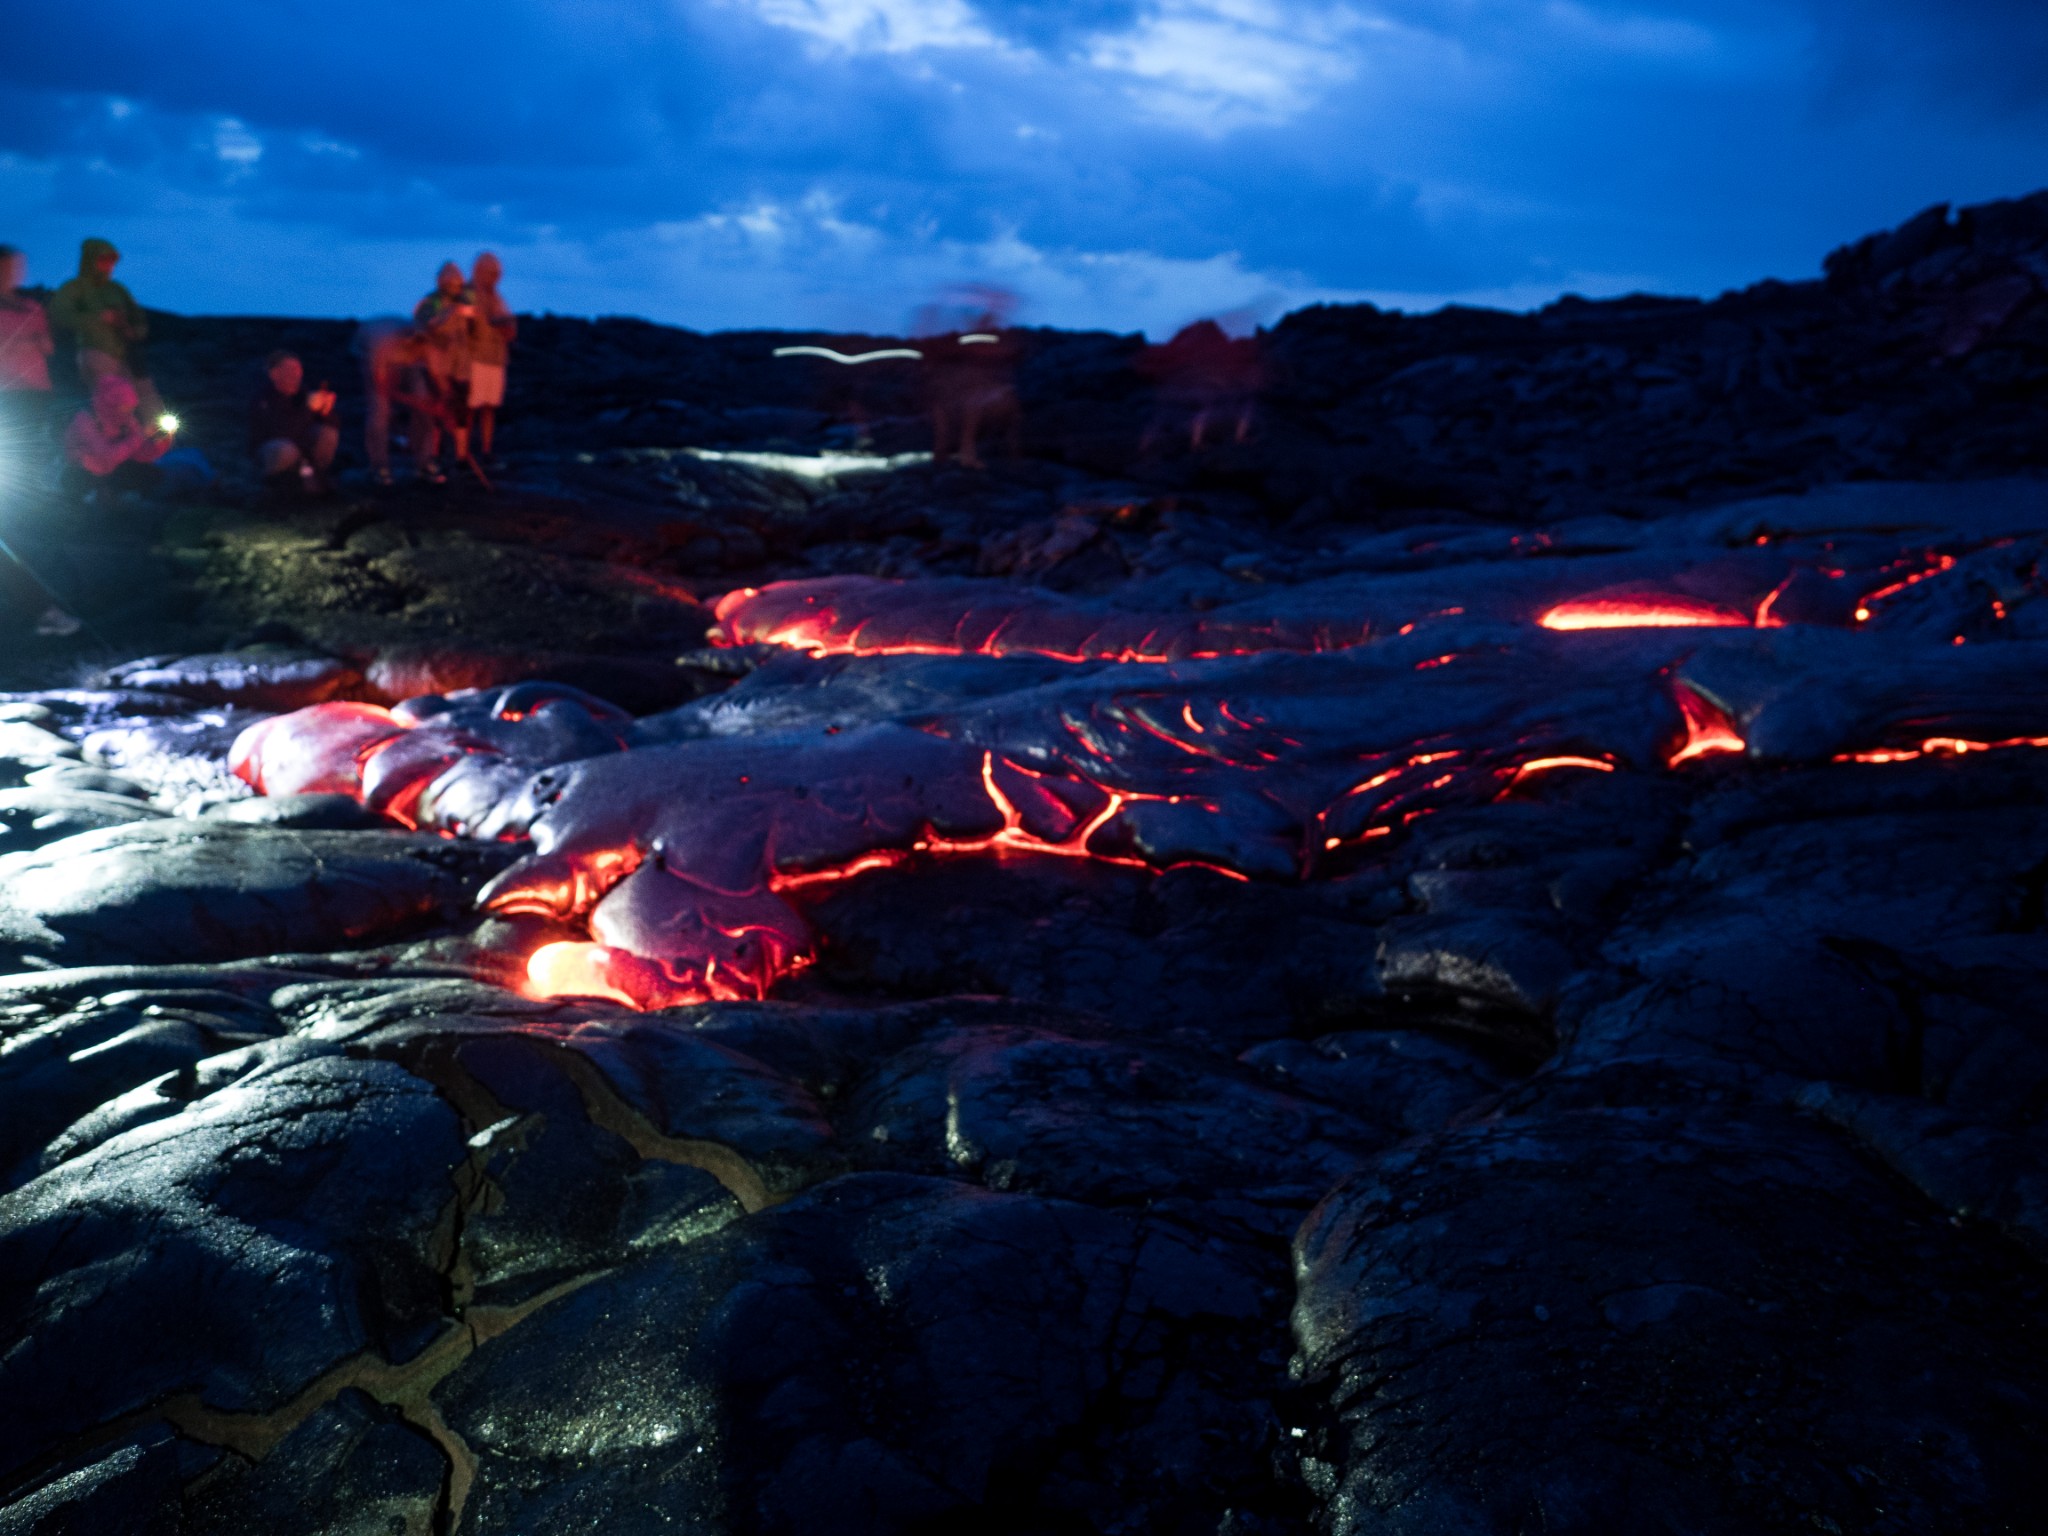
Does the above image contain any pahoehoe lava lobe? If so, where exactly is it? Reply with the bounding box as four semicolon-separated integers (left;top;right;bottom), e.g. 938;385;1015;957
237;520;2048;1012
5;195;2048;1533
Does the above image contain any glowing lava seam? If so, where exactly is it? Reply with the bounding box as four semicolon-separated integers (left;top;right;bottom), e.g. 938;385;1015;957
1837;733;2048;765
1669;684;1746;765
1539;597;1752;631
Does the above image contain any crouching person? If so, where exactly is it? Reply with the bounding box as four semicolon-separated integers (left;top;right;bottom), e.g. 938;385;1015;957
250;350;338;493
65;374;173;502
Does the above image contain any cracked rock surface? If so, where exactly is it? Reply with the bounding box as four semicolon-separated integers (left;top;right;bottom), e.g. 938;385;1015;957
4;196;2048;1532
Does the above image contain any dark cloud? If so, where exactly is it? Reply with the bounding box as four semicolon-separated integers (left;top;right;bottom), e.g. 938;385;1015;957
1810;0;2048;119
0;1;2041;330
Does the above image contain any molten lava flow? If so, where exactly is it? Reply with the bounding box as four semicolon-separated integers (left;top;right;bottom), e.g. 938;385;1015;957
1540;596;1752;631
489;845;647;920
510;746;1259;1012
526;941;643;1007
1854;552;1957;622
1509;755;1617;780
711;577;1369;663
1836;733;2048;766
1668;684;1746;765
229;703;405;797
233;585;2048;1021
232;690;635;838
903;753;1246;879
1753;577;1793;629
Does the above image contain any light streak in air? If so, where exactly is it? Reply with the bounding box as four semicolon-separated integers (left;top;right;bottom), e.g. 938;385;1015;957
772;345;924;366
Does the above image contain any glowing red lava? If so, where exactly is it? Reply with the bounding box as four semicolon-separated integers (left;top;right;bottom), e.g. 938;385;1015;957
710;579;1366;663
1836;733;2048;766
1668;684;1746;765
229;703;404;797
525;941;641;1007
1539;596;1753;631
1853;553;1957;623
517;749;1254;1011
247;566;2048;1019
1509;755;1618;780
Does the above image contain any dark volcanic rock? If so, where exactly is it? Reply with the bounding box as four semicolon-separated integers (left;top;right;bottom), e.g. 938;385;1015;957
182;1389;447;1536
0;722;83;782
427;1032;744;1308
1292;1100;2048;1534
4;195;2048;1534
1240;1029;1510;1137
434;1172;1289;1535
1562;764;2048;1087
0;821;516;969
0;990;263;1187
801;857;1391;1053
0;786;164;854
202;790;405;830
0;1057;465;1488
0;1424;206;1536
840;1020;1384;1236
99;649;367;713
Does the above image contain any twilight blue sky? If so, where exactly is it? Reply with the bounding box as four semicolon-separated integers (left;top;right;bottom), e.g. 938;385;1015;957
2;0;2044;335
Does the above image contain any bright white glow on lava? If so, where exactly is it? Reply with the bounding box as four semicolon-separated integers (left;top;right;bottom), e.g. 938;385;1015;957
1539;596;1751;631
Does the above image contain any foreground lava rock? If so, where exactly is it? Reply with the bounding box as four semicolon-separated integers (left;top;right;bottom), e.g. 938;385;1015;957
4;195;2048;1532
8;472;2048;1532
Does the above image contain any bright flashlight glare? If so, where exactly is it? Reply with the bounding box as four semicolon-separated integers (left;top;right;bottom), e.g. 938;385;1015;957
157;414;180;433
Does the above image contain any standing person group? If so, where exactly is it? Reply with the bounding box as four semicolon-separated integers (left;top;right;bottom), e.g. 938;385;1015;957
7;239;519;496
3;237;168;451
0;236;520;639
366;253;515;485
247;252;514;496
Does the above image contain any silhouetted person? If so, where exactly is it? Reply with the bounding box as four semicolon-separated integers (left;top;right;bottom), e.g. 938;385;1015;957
249;350;339;492
413;262;473;481
1137;319;1263;452
926;318;1020;470
48;238;163;420
355;319;451;486
467;252;516;463
0;246;75;636
0;244;54;408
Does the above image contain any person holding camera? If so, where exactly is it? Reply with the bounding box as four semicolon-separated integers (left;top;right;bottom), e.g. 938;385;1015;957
412;262;474;483
249;350;339;494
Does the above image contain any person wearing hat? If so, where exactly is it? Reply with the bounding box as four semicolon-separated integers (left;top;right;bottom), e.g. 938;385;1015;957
48;238;163;418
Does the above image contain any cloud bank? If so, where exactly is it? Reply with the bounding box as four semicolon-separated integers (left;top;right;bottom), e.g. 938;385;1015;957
0;1;2042;334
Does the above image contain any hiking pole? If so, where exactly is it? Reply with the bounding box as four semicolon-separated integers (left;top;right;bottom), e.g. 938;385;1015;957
461;451;494;492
